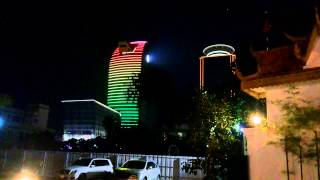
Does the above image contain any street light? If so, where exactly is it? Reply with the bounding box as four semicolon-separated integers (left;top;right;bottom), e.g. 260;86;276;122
146;54;150;63
234;123;244;133
249;113;263;126
241;113;265;155
0;116;4;128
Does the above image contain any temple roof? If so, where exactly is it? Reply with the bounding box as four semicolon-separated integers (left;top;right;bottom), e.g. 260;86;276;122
236;17;320;99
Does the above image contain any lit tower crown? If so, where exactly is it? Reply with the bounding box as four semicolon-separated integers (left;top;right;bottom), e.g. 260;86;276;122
199;44;236;89
107;41;147;128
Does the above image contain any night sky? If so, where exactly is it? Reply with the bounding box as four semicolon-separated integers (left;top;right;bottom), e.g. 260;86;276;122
0;1;316;129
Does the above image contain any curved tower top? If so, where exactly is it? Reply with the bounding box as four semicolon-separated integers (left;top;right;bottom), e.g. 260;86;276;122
203;44;235;57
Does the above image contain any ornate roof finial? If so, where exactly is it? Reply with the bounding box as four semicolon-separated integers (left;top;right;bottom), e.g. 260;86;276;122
262;10;272;51
315;7;320;31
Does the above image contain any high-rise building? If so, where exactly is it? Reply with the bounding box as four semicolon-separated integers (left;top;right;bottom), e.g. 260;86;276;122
199;44;236;90
107;41;147;128
61;99;120;141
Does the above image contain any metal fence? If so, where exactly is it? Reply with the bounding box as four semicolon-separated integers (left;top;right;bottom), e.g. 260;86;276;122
0;150;204;179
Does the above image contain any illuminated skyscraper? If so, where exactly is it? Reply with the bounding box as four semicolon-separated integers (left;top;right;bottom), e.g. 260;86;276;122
199;44;236;90
107;41;147;128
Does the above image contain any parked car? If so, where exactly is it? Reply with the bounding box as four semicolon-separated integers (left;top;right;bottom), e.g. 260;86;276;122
59;157;114;180
114;158;161;180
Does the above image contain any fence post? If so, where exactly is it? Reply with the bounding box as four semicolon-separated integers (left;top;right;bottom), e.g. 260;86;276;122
65;152;69;169
116;154;119;167
22;150;26;169
173;158;180;180
41;151;47;177
2;150;7;169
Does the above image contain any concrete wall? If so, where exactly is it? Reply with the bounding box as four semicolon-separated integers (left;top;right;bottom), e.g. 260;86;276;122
244;80;320;180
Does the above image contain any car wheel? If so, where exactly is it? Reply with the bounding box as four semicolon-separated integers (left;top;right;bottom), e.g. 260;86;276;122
78;173;87;180
143;177;147;180
104;171;112;178
157;175;161;180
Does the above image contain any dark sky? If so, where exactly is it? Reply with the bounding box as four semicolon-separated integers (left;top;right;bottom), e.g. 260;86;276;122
0;1;316;127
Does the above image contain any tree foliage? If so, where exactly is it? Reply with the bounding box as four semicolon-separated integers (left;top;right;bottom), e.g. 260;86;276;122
0;94;13;107
103;114;121;141
272;86;320;164
188;91;239;154
25;130;59;150
185;90;255;179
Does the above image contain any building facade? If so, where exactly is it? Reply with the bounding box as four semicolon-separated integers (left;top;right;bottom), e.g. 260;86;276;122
107;41;147;128
0;104;50;148
199;44;236;90
236;21;320;179
62;99;120;141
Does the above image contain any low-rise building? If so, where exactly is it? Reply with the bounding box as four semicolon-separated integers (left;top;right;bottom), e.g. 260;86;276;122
0;104;50;149
61;99;120;141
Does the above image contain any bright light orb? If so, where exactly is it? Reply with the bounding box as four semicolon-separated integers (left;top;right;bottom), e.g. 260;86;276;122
234;123;243;132
0;117;4;128
21;177;31;180
251;114;262;126
146;54;150;63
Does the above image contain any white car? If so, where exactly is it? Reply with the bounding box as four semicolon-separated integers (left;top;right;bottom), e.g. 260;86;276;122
114;159;161;180
59;158;114;180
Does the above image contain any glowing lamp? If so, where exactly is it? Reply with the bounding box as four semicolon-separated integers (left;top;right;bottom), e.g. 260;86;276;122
13;169;39;180
20;177;31;180
0;116;4;128
234;123;243;132
146;54;150;63
250;113;263;126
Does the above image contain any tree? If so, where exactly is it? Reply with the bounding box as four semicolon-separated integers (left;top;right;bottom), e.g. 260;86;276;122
184;90;245;179
26;130;59;150
103;114;121;140
102;114;121;152
272;86;320;180
0;94;13;107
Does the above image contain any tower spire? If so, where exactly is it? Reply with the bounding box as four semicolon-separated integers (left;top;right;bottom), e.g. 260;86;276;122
262;10;272;51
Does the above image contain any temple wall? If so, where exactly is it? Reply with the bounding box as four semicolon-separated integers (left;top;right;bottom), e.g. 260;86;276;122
245;80;320;180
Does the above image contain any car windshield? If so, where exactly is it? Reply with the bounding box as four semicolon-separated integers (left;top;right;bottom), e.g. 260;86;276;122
122;160;146;169
72;159;92;166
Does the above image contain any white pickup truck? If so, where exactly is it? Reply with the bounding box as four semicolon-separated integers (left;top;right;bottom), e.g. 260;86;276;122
59;158;114;180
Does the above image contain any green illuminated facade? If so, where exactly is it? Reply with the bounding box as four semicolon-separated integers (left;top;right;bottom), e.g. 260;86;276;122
107;41;147;127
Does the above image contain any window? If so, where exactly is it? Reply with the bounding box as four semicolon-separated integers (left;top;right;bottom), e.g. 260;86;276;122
94;160;109;166
122;160;145;169
72;159;92;166
147;162;156;169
